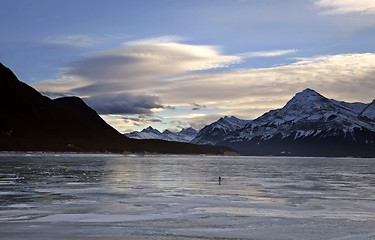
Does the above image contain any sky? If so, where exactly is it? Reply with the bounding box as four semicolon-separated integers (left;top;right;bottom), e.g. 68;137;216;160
1;0;375;133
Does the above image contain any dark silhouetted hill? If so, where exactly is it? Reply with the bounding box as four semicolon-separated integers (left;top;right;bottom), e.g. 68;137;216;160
54;96;121;137
0;62;235;155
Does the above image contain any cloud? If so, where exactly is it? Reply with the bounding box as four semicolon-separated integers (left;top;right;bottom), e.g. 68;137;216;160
100;114;166;133
191;103;207;111
125;35;187;46
240;49;298;58
44;34;101;47
34;75;89;96
84;93;163;115
122;115;162;126
67;41;242;84
36;38;242;97
34;37;244;117
165;105;176;110
315;0;375;15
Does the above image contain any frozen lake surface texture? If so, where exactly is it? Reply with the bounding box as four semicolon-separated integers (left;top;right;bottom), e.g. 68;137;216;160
1;154;375;239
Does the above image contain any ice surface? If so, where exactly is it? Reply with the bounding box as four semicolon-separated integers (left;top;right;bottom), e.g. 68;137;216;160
1;154;375;239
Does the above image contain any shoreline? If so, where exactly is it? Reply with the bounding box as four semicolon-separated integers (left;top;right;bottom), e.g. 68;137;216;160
0;151;373;159
0;151;239;157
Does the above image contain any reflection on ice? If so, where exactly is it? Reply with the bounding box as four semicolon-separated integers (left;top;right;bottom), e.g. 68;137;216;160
33;212;197;223
1;154;375;239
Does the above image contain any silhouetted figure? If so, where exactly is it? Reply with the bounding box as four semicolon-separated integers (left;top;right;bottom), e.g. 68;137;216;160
219;176;222;185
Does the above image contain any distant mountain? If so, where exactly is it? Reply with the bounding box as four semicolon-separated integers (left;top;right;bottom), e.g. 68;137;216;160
126;127;197;143
192;89;375;157
0;62;235;155
178;127;199;142
191;116;251;145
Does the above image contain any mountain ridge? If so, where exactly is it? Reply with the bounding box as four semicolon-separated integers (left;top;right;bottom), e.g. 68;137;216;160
126;127;198;143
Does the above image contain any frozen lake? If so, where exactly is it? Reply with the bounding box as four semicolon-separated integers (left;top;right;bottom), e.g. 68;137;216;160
1;153;375;239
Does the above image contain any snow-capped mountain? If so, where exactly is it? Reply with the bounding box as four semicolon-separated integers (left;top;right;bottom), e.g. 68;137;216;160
126;126;164;140
126;127;198;143
233;89;375;141
191;116;251;145
176;127;199;142
192;89;375;157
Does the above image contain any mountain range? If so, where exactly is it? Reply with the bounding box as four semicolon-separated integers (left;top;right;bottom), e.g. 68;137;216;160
126;127;198;143
0;62;234;155
129;89;375;157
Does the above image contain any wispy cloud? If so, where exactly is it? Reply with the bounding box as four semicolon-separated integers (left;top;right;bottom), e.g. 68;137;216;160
158;52;375;105
124;35;187;46
315;0;375;15
44;34;101;47
164;113;208;119
35;75;88;94
191;103;207;111
35;36;243;98
240;49;298;58
43;34;130;48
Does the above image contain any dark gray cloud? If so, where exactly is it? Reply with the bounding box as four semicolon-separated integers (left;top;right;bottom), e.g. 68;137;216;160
84;93;163;115
191;103;207;111
122;115;162;126
71;81;136;96
67;55;140;80
165;105;176;110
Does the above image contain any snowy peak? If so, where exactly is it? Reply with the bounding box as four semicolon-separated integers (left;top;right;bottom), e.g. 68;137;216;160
219;116;244;125
191;116;251;145
179;127;198;136
291;88;323;101
216;116;250;129
142;126;160;134
282;88;331;114
126;127;198;142
252;89;335;128
125;126;163;140
162;129;173;134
